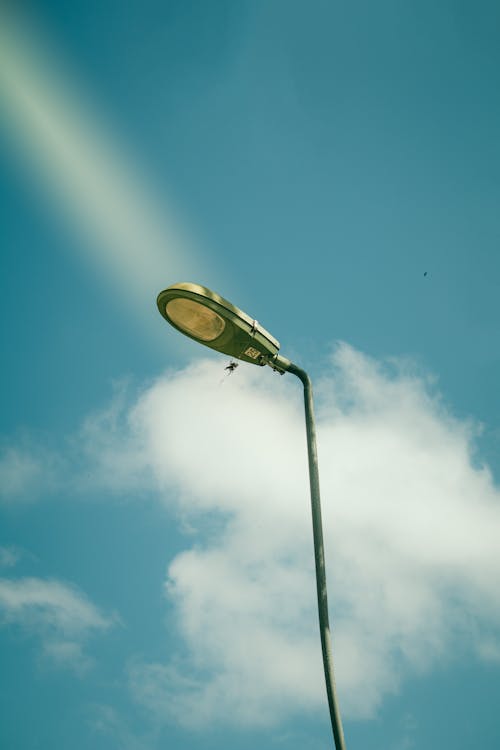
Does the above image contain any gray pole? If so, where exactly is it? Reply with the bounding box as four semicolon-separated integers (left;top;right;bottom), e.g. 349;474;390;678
286;361;347;750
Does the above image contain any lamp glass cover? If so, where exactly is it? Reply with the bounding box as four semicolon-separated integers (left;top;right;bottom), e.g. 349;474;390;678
166;298;226;342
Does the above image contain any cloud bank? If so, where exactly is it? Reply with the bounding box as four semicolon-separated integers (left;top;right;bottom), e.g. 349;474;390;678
80;344;500;727
5;344;499;725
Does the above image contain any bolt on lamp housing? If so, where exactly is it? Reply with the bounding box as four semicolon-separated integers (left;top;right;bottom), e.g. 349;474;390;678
157;282;280;365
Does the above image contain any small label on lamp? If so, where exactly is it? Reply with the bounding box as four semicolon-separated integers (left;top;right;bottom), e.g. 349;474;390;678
244;346;261;359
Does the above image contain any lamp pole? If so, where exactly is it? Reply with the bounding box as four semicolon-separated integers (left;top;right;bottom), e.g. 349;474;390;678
286;361;346;750
156;283;347;749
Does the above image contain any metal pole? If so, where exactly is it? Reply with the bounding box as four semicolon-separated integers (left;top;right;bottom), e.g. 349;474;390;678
286;361;347;750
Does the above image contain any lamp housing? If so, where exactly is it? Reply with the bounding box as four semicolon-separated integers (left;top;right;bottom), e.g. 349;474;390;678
157;282;280;365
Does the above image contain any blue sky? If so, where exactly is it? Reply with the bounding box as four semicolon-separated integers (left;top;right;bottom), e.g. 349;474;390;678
1;2;500;748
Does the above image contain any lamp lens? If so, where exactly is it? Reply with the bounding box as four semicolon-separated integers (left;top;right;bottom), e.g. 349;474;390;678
166;298;226;341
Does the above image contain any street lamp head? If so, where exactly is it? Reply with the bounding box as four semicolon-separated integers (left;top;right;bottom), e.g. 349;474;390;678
157;282;281;366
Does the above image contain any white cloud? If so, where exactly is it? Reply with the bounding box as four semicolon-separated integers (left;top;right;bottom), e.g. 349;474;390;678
98;345;500;727
76;381;152;496
0;576;116;672
391;712;418;750
88;704;158;750
0;546;22;568
0;442;61;504
4;344;500;724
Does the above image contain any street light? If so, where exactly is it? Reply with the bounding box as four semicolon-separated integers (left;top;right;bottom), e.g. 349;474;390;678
157;282;347;750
